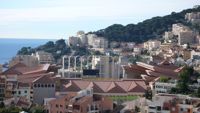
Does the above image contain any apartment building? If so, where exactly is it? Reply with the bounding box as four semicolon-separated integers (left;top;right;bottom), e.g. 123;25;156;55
154;81;177;94
68;36;80;47
47;89;113;113
185;12;200;24
9;55;39;67
87;34;97;47
33;74;56;105
33;51;54;64
143;40;161;51
141;94;200;113
0;76;6;102
172;23;195;45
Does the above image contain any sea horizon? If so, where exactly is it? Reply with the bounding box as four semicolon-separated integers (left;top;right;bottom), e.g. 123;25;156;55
0;38;57;64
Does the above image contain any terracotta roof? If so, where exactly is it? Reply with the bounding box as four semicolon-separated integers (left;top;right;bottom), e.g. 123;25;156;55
3;63;50;75
17;73;52;84
33;73;55;84
63;79;147;94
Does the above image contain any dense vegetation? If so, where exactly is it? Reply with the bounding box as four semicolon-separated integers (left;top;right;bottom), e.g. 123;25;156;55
17;39;93;62
92;6;200;43
17;39;71;61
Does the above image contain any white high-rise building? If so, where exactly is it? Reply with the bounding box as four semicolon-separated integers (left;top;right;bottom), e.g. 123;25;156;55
87;34;97;47
92;56;121;78
68;36;80;46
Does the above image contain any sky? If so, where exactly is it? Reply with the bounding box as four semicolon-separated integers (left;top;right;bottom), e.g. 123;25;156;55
0;0;199;39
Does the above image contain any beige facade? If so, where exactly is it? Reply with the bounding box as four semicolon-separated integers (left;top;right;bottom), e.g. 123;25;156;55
9;55;39;67
185;12;200;24
143;40;161;50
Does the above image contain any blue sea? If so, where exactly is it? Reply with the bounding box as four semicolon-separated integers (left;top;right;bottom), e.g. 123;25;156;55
0;38;56;64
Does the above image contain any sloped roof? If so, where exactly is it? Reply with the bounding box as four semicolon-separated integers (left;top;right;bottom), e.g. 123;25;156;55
3;63;50;75
32;73;55;84
63;79;147;94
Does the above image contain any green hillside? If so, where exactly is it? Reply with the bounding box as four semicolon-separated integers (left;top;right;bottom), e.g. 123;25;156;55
92;6;200;43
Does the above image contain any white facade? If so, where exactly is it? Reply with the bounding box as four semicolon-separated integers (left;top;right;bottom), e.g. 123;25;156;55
143;40;161;50
87;34;97;47
9;55;39;67
191;50;200;59
154;82;176;94
33;51;54;64
14;86;32;102
68;36;80;46
185;12;200;24
93;37;108;49
92;56;121;78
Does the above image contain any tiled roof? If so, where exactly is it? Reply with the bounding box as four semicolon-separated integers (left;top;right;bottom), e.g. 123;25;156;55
17;73;53;84
124;62;184;79
2;63;50;75
32;73;55;84
63;79;147;94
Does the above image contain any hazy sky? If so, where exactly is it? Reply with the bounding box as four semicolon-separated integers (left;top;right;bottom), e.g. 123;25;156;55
0;0;199;39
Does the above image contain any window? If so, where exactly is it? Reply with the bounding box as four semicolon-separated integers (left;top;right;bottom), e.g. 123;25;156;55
52;84;55;87
56;104;59;108
60;105;63;107
45;84;47;87
48;84;51;87
34;84;37;88
38;84;40;87
187;108;190;112
41;84;44;87
18;91;21;95
24;90;27;93
180;108;183;111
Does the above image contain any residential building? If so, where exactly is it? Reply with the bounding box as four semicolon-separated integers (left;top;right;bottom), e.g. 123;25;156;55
178;31;195;45
93;37;108;49
164;31;174;43
33;51;54;64
87;34;97;47
68;36;80;47
9;55;39;67
154;80;177;94
0;76;6;102
183;49;192;60
0;64;2;73
48;89;113;113
32;74;56;105
185;12;200;24
140;94;200;113
143;40;161;50
191;50;200;59
172;23;195;45
77;31;88;46
122;61;184;80
14;82;31;102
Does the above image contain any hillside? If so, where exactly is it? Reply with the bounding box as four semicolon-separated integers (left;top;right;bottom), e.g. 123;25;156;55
92;6;200;43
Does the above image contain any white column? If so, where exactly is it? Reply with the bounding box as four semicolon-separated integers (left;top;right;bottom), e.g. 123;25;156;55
62;56;65;77
74;56;77;71
80;57;83;71
68;56;71;77
118;56;121;79
99;56;102;78
111;56;115;79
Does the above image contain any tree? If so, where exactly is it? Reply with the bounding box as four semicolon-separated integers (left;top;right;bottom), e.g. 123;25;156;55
196;87;200;97
176;67;191;94
145;90;152;100
135;106;140;112
0;102;4;108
